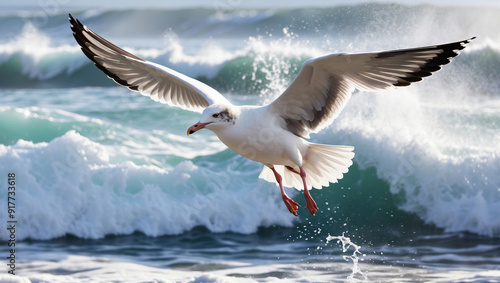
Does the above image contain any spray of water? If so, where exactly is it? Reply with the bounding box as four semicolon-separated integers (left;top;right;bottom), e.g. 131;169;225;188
326;233;368;282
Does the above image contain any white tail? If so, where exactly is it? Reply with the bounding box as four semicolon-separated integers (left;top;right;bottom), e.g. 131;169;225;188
259;143;355;190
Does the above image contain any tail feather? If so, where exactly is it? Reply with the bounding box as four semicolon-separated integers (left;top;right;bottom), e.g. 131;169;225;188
318;157;346;174
258;143;355;190
315;159;341;180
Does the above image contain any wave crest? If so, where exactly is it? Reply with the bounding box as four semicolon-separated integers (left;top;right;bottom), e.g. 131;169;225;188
0;131;295;240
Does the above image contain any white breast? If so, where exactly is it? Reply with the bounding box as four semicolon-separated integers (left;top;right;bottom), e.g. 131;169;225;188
214;106;308;167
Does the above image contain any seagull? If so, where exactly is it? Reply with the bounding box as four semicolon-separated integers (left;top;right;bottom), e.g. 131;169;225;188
69;14;474;216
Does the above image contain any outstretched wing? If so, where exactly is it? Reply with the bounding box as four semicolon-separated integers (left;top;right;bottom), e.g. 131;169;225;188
69;14;231;113
269;37;475;137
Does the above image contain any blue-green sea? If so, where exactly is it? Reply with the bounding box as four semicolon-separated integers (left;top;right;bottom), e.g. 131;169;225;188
1;4;499;282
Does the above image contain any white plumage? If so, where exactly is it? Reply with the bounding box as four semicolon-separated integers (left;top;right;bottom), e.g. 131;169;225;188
70;14;474;216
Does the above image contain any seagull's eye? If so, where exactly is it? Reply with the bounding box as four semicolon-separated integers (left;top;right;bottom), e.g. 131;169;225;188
212;113;220;118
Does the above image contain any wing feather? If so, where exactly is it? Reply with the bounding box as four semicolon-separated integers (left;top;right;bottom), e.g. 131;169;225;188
69;14;231;113
269;37;475;137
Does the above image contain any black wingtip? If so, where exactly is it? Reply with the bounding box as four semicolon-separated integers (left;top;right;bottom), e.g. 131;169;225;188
68;13;76;26
386;37;476;87
68;13;149;91
459;37;476;48
68;13;81;34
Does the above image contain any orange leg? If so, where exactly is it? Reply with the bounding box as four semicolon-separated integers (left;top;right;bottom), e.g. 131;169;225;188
285;166;319;215
299;167;318;216
271;167;298;216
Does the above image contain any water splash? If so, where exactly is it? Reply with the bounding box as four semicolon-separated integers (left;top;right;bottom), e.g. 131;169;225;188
326;233;368;282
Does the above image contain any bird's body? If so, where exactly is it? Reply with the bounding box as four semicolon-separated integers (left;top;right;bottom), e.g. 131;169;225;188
214;105;306;168
69;14;474;216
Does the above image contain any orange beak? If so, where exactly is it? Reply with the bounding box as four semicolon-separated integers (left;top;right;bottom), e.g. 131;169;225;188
187;122;212;136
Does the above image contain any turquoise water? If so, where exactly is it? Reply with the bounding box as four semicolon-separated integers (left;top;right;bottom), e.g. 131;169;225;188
1;4;500;282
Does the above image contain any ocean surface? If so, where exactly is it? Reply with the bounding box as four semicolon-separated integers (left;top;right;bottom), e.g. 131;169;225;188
1;3;500;282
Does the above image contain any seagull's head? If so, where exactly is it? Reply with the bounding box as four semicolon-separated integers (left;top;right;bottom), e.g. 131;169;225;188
187;104;236;136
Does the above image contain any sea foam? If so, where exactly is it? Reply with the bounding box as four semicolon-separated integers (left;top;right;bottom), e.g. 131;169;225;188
0;131;295;240
321;89;500;237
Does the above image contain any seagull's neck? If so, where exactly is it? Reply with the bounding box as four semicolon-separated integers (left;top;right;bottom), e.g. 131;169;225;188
210;105;269;140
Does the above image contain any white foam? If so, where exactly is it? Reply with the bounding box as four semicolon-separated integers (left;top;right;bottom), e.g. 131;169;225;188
9;253;500;283
0;254;347;283
138;28;324;83
0;131;295;240
320;89;500;237
0;22;328;86
0;22;85;80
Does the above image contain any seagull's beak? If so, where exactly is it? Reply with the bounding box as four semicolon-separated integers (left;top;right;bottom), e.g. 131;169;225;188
187;122;212;136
